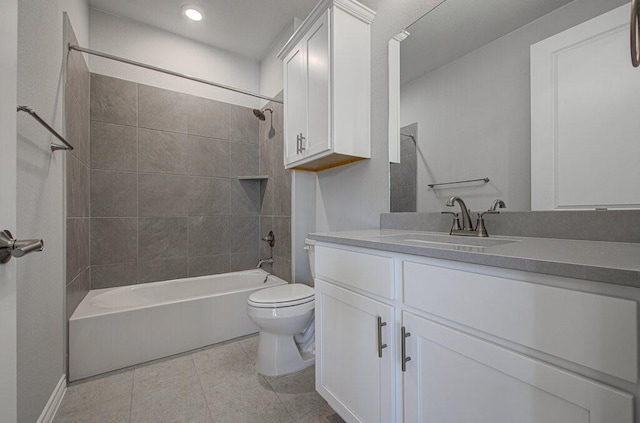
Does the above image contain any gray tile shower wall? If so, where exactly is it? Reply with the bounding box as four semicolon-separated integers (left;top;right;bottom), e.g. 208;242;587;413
65;18;91;319
258;94;292;282
390;123;417;213
89;73;262;288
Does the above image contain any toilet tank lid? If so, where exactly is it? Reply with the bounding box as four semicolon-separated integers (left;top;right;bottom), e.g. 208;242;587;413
249;283;314;304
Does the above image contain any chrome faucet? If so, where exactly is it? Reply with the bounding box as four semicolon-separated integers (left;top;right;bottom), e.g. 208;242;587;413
443;197;506;237
445;196;474;233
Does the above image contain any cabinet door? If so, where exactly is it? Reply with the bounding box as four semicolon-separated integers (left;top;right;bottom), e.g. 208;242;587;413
316;280;394;423
283;41;306;165
303;9;331;158
402;312;633;423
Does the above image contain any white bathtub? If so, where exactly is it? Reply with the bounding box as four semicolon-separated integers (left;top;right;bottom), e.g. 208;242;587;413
69;269;287;381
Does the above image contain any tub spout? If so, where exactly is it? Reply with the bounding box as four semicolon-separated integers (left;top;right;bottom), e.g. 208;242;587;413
256;258;274;268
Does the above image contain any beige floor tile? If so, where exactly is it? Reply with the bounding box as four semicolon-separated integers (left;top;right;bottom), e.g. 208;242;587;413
54;338;336;423
238;334;259;363
131;356;212;423
54;370;133;423
192;341;247;369
193;341;266;403
133;355;196;387
207;383;294;423
296;404;346;423
269;367;326;419
130;384;212;423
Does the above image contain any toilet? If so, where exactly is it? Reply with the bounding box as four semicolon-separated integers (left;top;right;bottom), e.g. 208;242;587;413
247;239;316;376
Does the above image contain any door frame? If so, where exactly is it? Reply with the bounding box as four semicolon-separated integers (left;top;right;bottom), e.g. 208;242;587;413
0;0;18;421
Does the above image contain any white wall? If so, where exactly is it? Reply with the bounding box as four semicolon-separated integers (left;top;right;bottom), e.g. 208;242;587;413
89;9;261;108
16;0;89;421
400;0;626;212
314;0;448;232
259;17;303;108
259;22;295;106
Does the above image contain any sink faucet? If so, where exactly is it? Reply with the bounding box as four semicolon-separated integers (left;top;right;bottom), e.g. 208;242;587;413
445;196;474;232
443;197;506;237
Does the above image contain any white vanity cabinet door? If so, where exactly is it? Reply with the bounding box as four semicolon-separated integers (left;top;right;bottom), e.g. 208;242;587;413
279;0;373;171
283;41;306;165
316;279;394;423
402;312;634;423
303;10;331;159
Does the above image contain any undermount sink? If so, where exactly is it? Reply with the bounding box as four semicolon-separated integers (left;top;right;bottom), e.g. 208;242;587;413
377;233;519;250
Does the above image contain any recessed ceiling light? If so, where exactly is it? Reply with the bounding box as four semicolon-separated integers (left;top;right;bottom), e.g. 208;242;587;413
183;6;203;22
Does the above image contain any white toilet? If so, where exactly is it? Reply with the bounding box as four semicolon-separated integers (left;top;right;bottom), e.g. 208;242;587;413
247;239;316;376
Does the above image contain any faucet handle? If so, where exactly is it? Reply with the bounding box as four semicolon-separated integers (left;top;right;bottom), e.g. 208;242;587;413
489;199;506;212
441;211;462;233
475;210;501;237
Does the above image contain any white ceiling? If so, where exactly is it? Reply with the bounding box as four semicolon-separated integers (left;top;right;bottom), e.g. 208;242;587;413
400;0;575;85
88;0;320;60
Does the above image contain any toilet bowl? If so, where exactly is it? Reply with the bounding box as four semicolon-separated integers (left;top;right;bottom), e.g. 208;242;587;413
247;239;316;376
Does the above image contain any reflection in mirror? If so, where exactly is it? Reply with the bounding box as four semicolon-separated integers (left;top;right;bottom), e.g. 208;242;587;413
392;0;635;213
390;124;418;212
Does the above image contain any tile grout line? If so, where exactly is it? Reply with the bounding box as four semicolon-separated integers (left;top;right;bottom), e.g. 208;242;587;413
190;353;216;422
128;369;135;423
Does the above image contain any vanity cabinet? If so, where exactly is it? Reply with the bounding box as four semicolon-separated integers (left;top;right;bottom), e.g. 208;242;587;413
316;281;394;423
402;312;632;423
313;243;637;423
314;245;395;422
277;0;374;171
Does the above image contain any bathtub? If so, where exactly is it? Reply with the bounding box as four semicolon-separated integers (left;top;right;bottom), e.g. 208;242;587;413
69;269;287;381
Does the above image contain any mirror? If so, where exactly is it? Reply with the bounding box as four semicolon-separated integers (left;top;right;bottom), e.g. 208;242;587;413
390;0;639;212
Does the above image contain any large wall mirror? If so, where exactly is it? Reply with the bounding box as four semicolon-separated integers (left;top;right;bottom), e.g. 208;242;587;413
389;0;640;213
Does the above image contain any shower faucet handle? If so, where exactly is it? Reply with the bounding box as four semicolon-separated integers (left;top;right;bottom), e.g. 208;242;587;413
261;231;275;248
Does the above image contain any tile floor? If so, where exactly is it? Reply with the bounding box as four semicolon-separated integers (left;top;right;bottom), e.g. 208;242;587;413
54;335;344;423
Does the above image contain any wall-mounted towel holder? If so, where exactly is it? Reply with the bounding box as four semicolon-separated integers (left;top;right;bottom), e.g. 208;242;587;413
428;177;490;189
17;106;74;152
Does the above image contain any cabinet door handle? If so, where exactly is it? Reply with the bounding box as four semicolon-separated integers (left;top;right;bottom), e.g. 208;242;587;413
632;0;640;67
401;326;411;372
296;134;301;154
377;316;387;358
299;134;306;152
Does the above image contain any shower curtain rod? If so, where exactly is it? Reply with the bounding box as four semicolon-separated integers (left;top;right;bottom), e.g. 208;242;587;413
68;44;284;105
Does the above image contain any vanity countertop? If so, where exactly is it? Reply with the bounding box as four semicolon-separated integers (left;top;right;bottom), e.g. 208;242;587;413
308;230;640;288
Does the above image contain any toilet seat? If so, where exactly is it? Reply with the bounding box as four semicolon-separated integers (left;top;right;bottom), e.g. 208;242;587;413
248;283;314;308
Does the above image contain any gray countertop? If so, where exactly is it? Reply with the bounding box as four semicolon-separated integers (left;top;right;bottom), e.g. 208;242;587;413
308;230;640;288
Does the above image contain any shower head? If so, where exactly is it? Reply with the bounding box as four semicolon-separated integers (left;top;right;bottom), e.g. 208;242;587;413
252;108;273;121
253;109;266;120
253;108;276;138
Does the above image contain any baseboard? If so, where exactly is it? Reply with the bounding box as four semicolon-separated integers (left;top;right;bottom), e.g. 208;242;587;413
37;375;66;423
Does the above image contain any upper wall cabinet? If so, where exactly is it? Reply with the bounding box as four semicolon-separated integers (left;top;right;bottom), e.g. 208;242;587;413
278;0;375;171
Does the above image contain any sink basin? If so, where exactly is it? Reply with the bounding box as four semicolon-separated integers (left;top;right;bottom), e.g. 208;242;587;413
377;233;518;250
